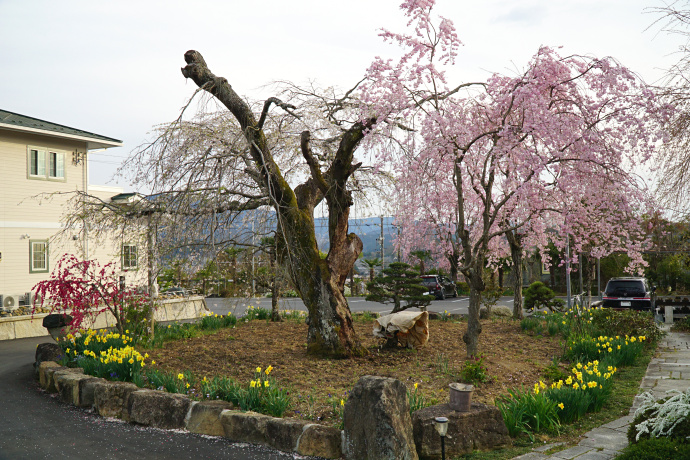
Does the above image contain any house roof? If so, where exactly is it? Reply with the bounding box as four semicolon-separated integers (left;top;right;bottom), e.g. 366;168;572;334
0;109;122;150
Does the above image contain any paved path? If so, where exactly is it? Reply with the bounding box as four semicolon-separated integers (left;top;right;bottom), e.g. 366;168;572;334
0;336;307;460
515;327;690;460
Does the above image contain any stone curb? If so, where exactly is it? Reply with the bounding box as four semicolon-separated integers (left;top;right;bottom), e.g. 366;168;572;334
37;360;343;458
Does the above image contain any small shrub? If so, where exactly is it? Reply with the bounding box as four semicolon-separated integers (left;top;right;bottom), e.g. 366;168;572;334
456;281;469;295
541;359;567;382
590;308;663;344
460;354;489;385
524;282;563;312
439;310;452;322
672;316;690;332
617;437;690;460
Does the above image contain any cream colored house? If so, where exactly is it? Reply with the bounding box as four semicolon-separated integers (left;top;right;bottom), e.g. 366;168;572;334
0;109;144;310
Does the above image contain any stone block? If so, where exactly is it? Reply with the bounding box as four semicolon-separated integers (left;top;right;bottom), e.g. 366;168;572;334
38;361;62;390
0;319;15;340
79;378;107;408
51;368;84;396
186;401;234;436
93;381;139;419
55;371;90;406
343;375;418;460
297;424;342;459
126;389;192;429
220;410;271;445
13;316;47;339
34;343;63;377
265;417;310;452
412;403;511;459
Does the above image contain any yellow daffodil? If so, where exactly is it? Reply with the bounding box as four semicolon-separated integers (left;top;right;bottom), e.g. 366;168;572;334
256;367;262;374
177;373;184;380
558;403;564;410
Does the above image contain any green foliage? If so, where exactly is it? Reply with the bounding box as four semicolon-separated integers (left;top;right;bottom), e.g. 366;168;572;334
590;308;663;344
122;295;156;341
365;262;433;312
617;437;690;460
460;354;490;385
435;352;453;376
455;281;469;295
541;358;567;382
284;289;299;298
524;282;564;312
673;316;690;332
495;387;561;438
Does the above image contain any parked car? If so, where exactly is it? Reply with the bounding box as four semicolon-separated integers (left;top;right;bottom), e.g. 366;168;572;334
420;275;457;300
602;277;656;312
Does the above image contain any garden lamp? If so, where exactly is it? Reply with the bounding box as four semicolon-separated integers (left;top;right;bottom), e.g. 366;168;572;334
434;416;449;460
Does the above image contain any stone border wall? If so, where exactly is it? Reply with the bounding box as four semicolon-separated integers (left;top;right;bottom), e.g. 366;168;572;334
37;361;343;459
0;296;209;341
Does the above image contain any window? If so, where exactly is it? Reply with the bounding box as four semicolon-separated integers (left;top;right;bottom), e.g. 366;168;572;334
122;244;138;270
29;240;49;273
27;147;65;180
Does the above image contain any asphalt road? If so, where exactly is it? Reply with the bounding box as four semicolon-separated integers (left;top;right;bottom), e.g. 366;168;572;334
204;295;508;317
0;336;310;460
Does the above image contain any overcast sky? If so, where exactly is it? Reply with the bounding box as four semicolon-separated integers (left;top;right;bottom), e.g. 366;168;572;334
0;0;683;199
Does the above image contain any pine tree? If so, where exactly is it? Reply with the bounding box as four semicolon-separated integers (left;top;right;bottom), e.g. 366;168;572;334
366;262;433;313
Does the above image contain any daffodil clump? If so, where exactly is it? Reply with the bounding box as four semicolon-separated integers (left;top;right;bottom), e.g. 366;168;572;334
407;382;427;415
545;360;617;423
199;312;237;330
197;365;290;417
566;334;647;367
58;329;150;381
496;385;562;439
244;305;270;321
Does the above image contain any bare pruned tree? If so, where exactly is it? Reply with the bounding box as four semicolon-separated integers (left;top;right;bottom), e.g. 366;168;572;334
112;50;396;357
649;1;690;215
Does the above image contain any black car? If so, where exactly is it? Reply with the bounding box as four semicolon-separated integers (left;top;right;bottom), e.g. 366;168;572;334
420;275;457;300
602;277;656;312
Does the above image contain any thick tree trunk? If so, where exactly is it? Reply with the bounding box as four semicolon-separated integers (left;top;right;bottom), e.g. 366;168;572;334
463;271;483;357
182;50;369;357
506;230;524;319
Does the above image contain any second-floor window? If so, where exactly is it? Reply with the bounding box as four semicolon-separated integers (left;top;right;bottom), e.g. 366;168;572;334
28;148;65;180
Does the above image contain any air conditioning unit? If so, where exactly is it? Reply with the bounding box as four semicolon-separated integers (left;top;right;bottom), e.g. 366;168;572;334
2;294;21;311
23;292;34;306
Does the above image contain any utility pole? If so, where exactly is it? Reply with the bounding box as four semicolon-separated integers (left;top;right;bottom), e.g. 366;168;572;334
380;216;385;270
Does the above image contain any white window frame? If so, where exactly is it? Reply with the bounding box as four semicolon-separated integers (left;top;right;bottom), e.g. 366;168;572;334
27;146;66;181
122;244;138;270
29;240;49;273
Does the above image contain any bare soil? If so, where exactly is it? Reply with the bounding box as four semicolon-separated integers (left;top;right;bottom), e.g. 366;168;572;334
146;317;563;425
